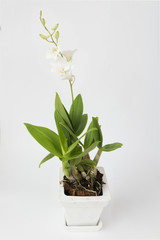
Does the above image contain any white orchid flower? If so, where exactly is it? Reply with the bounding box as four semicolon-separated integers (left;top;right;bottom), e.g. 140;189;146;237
57;57;74;80
62;49;77;61
61;71;75;82
46;45;59;60
47;45;76;83
57;57;72;72
50;56;75;82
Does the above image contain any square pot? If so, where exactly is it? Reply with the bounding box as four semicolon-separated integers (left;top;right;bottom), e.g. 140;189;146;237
58;166;111;230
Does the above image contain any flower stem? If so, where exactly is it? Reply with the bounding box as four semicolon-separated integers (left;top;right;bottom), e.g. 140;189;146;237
69;80;74;103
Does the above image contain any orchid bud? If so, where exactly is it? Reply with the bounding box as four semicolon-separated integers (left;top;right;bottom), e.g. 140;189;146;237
41;18;45;26
40;10;42;18
39;34;49;40
52;24;59;31
55;31;59;43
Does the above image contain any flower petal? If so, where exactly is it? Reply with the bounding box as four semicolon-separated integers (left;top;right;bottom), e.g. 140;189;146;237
62;49;77;61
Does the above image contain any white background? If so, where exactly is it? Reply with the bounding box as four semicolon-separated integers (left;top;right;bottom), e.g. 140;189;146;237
0;1;160;239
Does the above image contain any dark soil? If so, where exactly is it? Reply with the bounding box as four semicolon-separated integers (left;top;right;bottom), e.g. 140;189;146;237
63;170;104;196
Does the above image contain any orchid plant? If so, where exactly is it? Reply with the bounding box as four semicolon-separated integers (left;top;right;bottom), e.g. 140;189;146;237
24;11;122;193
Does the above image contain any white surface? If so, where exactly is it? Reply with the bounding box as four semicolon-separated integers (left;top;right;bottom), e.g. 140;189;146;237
59;167;111;226
0;1;160;240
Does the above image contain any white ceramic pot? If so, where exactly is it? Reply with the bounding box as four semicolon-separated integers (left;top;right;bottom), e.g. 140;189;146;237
58;166;111;231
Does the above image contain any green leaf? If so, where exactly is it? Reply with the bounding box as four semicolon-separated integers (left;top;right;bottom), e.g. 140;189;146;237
54;110;71;145
84;120;94;148
59;121;77;141
69;157;82;167
69;145;82;156
80;159;96;167
55;93;72;129
102;142;123;152
39;153;54;168
84;117;103;149
56;122;68;154
69;94;83;132
65;128;97;156
76;114;88;136
24;123;62;157
76;164;84;172
92;117;103;148
63;141;100;161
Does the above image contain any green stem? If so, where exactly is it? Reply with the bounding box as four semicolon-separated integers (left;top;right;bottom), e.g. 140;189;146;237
41;22;64;58
44;25;57;46
93;149;102;166
69;80;74;103
62;161;72;178
71;167;82;180
40;16;57;46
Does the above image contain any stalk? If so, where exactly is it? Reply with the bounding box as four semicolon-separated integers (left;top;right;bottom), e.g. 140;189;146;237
93;149;102;166
77;164;88;179
69;80;74;103
71;167;82;180
81;171;87;179
90;167;97;180
62;161;74;180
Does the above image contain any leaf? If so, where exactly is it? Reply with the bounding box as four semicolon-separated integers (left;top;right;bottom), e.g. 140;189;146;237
56;122;68;154
84;117;103;149
69;157;82;167
76;114;88;136
59;121;77;140
102;142;123;152
69;94;83;132
92;117;103;148
76;164;84;172
80;159;96;167
68;144;82;156
55;93;72;129
63;141;100;161
24;123;62;157
54;110;71;145
64;128;97;156
39;153;54;168
84;120;94;148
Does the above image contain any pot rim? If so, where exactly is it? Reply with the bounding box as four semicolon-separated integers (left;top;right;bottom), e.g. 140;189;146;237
58;166;111;203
